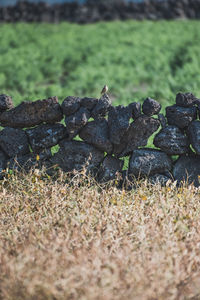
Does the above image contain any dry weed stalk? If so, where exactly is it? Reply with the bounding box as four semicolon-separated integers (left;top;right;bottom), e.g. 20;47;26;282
0;168;200;300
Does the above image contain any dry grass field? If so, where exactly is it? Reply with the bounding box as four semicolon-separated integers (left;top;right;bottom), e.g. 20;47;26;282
0;169;200;300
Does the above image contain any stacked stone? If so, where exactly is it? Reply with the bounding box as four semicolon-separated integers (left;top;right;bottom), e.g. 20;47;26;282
0;91;199;187
1;0;200;23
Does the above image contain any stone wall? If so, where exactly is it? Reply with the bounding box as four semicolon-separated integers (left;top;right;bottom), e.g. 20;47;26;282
0;92;199;187
0;0;200;23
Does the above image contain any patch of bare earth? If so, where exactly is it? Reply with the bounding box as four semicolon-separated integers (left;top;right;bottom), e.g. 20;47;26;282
0;169;200;300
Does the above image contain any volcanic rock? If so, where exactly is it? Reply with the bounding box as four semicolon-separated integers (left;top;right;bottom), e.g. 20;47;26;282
108;105;132;145
0;150;8;179
61;96;81;116
7;149;52;172
0;127;29;158
176;92;197;107
79;119;112;153
173;155;200;187
158;113;167;128
52;140;104;174
166;105;197;129
0;94;14;112
142;97;161;116
149;173;172;186
81;97;98;111
187;121;200;155
153;125;189;155
129;148;172;177
98;155;124;182
0;97;63;128
65;107;90;138
128;102;141;119
91;94;111;119
114;115;160;157
26;124;68;152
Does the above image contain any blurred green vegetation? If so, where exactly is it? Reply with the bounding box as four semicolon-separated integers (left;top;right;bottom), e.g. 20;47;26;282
0;20;200;109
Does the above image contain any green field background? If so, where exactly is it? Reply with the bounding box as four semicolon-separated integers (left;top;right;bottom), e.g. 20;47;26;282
0;20;200;110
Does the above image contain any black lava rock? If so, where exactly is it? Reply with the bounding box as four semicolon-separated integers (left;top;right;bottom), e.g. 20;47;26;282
108;105;132;145
98;155;124;182
79;119;113;154
65;107;90;138
176;92;197;107
187;121;200;155
0;94;14;112
91;94;111;119
61;96;81;116
173;155;200;187
128;102;142;119
0;97;63;128
114;115;160;157
52;140;104;174
7;149;52;172
153;125;189;155
158;113;167;128
80;97;98;111
166;105;197;129
142;97;161;116
129;148;172;177
26;123;68;152
0;127;30;158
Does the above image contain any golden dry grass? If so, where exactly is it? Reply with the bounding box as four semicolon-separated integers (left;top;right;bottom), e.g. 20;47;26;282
0;169;200;300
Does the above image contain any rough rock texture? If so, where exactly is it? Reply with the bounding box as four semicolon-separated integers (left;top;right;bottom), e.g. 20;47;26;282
7;149;52;172
166;105;197;129
154;125;189;155
176;92;197;107
187;121;200;155
142;97;161;116
173;155;200;187
65;107;90;138
129;148;172;177
61;96;81;116
26;124;67;152
91;94;111;119
0;97;63;128
158;113;167;128
0;127;29;158
108;105;132;145
149;174;172;186
79;119;112;154
98;155;124;182
81;97;98;111
0;150;8;178
0;94;14;112
128;102;141;120
114;116;160;157
51;140;104;174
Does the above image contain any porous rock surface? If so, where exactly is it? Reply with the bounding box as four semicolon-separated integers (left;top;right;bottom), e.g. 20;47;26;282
108;105;132;145
154;125;189;155
166;105;197;129
51;140;104;174
0;91;199;187
26;124;67;152
187;121;200;155
115;116;160;157
173;155;200;187
0;127;29;158
129;148;172;177
0;94;14;112
79;119;113;154
7;149;52;172
98;155;124;182
0;97;63;128
142;97;161;116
